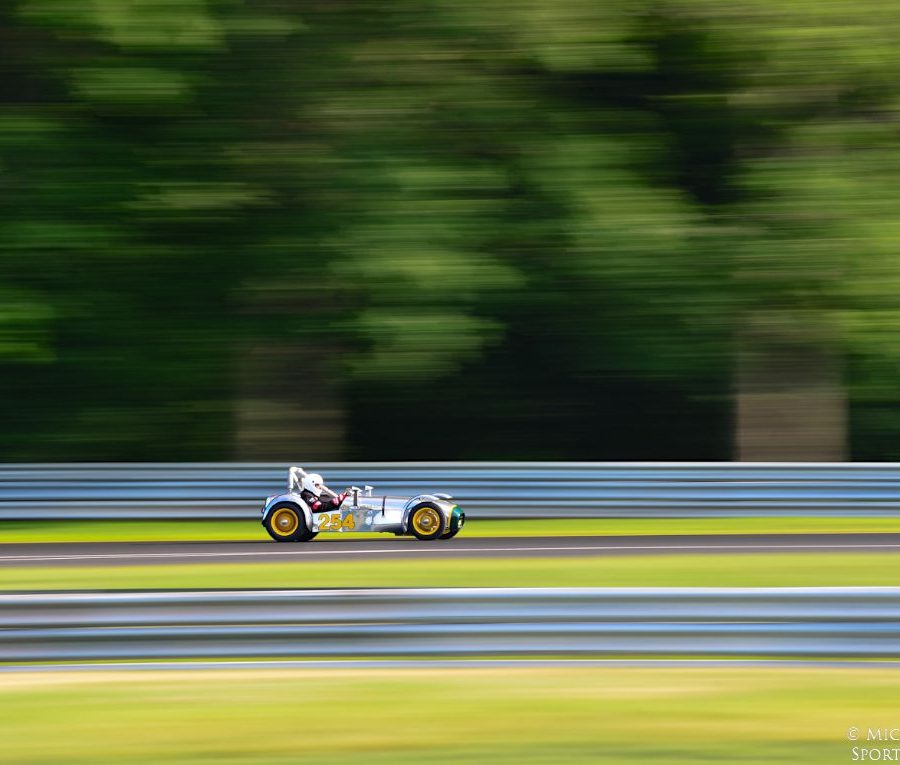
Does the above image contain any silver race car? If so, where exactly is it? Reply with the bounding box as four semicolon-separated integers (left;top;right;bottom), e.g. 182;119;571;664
261;466;465;542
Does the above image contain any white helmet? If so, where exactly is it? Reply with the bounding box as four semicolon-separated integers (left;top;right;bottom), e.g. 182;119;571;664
301;472;325;497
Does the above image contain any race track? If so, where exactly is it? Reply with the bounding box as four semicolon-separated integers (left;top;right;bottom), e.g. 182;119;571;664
2;533;900;566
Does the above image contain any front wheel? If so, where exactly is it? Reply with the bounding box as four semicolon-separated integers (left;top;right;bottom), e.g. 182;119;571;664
264;503;314;542
408;504;444;541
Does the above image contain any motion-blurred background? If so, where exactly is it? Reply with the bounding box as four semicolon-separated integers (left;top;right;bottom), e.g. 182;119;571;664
3;1;900;462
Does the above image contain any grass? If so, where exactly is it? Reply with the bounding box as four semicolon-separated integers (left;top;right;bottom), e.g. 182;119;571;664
2;552;899;590
0;516;898;544
0;665;891;764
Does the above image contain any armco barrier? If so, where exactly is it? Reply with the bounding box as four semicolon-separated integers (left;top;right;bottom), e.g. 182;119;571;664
3;462;900;520
0;587;898;661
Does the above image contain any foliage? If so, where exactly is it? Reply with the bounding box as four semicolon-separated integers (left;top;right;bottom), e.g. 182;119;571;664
2;1;900;459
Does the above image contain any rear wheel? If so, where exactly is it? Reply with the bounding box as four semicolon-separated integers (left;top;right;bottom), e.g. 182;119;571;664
264;503;314;542
409;504;444;541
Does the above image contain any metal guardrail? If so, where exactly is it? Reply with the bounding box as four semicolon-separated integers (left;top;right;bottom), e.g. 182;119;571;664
3;462;900;520
1;587;898;661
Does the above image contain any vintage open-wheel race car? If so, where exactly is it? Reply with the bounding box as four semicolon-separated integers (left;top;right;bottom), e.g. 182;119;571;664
261;466;465;542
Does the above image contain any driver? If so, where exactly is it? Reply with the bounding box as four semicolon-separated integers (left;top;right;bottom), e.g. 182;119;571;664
300;473;347;513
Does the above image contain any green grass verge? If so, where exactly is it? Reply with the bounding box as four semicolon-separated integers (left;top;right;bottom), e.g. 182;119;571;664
0;666;890;764
2;552;899;590
1;516;898;544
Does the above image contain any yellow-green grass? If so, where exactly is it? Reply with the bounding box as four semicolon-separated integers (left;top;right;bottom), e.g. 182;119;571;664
2;552;899;590
0;516;898;544
0;666;892;764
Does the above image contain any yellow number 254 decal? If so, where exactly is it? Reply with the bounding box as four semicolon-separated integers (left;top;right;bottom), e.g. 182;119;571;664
317;513;356;531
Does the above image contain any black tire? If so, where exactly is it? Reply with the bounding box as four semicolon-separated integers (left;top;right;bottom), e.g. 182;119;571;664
264;502;314;542
408;504;445;541
440;528;461;540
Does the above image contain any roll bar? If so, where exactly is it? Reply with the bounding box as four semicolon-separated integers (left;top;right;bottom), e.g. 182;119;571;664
288;466;306;492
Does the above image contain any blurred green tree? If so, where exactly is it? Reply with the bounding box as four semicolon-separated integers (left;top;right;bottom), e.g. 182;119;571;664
3;0;900;460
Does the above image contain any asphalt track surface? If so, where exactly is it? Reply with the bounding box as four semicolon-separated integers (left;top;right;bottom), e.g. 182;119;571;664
1;533;900;567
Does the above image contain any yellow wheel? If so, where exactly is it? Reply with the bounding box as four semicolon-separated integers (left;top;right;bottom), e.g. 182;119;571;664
263;503;313;542
409;505;444;541
272;507;299;536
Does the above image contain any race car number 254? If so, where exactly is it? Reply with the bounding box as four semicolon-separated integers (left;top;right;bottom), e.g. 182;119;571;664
317;512;356;531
